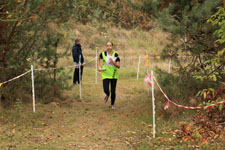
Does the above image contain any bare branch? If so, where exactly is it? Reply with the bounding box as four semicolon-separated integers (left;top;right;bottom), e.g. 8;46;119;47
0;18;20;22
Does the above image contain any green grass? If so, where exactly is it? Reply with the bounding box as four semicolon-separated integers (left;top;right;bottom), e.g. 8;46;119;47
63;24;168;57
1;51;217;149
1;25;223;149
1;65;222;149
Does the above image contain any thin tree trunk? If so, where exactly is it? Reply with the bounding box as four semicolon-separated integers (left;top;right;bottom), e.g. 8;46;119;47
53;39;59;96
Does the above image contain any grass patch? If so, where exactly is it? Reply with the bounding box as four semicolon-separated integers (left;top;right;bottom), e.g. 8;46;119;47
1;24;221;149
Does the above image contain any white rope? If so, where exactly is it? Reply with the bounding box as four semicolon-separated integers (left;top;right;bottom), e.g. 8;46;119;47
1;70;31;85
34;58;96;71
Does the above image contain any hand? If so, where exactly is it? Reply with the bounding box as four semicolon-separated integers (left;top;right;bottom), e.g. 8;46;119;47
98;67;103;72
109;58;114;65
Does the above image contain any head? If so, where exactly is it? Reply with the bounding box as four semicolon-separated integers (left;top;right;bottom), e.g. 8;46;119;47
75;39;81;45
106;42;113;51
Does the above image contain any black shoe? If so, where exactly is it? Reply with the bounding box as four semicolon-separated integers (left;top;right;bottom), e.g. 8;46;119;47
104;96;109;103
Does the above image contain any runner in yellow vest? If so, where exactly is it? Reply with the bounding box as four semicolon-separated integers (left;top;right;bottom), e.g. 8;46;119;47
97;42;120;109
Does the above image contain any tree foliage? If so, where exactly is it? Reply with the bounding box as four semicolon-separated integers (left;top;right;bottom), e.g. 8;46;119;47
73;0;152;29
0;0;153;106
155;0;224;96
126;0;224;99
0;0;74;105
1;0;224;106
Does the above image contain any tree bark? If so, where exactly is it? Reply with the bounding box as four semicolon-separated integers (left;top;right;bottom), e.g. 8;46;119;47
53;39;59;97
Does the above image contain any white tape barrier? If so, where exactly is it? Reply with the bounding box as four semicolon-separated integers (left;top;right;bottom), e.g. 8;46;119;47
0;70;31;86
34;58;96;71
34;65;74;71
0;58;95;86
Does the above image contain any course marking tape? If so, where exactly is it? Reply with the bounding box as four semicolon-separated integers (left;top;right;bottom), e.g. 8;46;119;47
144;74;225;110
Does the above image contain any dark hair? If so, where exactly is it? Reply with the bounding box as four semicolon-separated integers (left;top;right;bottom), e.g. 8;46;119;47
107;42;113;46
75;39;80;43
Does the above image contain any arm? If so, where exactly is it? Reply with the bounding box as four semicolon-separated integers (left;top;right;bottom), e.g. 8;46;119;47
97;55;103;72
113;61;120;69
109;58;120;69
72;46;79;63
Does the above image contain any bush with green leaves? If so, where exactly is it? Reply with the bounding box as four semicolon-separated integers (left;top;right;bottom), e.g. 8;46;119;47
0;0;74;106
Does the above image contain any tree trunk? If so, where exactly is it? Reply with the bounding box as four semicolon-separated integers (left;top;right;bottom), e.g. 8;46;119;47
53;39;59;97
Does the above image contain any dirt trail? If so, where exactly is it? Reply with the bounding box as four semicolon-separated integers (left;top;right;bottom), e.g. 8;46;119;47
0;70;152;149
41;78;150;150
36;91;150;150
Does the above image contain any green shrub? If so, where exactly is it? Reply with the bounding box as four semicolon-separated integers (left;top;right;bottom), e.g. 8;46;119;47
155;69;203;103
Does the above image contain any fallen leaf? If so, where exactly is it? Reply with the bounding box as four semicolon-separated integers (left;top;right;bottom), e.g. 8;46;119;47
214;134;219;139
208;131;215;137
157;137;162;141
125;141;130;145
183;137;189;142
148;124;152;127
12;129;16;134
41;123;48;126
200;140;208;146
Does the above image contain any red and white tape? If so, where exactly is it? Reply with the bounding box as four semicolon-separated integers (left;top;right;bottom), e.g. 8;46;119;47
144;74;225;110
144;74;152;86
0;70;31;87
34;65;74;71
34;58;96;71
0;58;96;87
